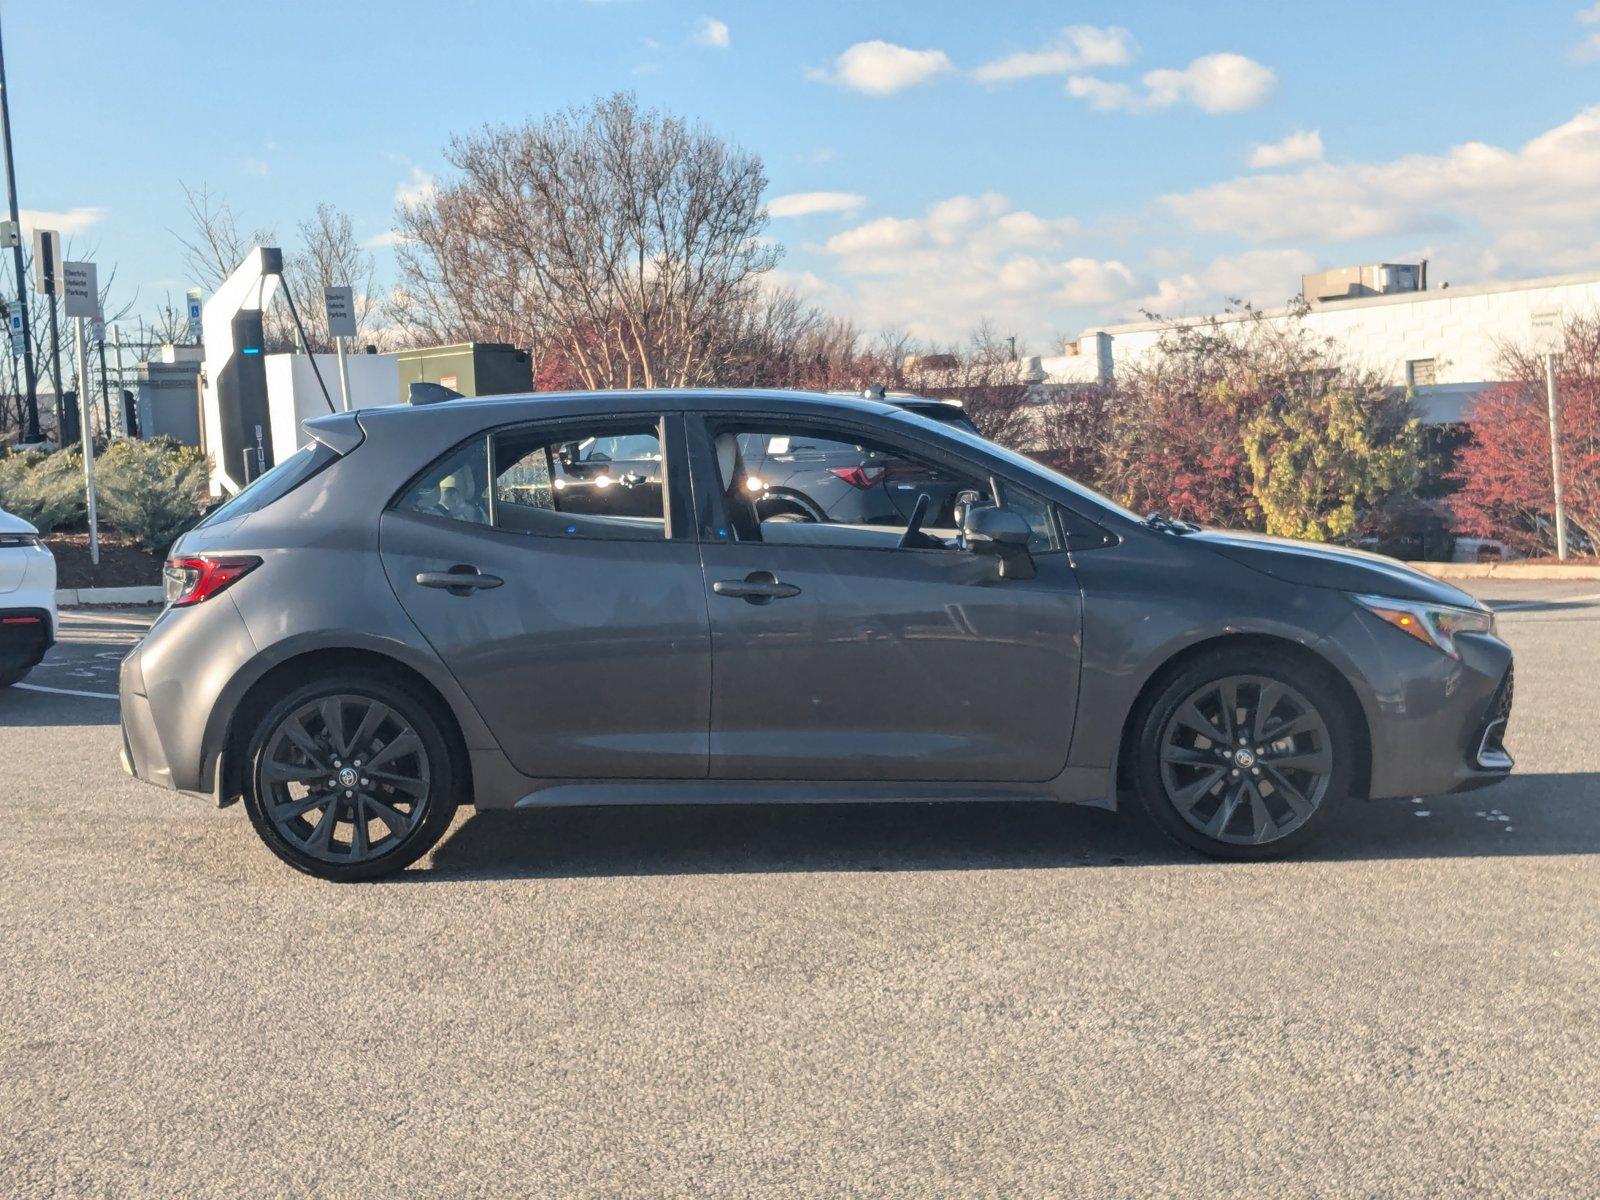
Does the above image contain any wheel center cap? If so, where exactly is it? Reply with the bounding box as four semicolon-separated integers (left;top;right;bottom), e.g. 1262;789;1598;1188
337;767;359;790
1233;748;1256;769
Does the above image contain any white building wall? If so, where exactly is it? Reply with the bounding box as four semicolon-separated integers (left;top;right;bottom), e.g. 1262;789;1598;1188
263;353;401;463
1035;270;1600;422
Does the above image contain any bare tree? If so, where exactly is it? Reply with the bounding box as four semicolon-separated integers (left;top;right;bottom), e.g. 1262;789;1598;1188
171;181;274;291
276;203;379;351
396;92;779;389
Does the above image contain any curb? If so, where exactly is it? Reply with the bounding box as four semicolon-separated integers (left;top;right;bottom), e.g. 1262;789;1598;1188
1406;561;1600;581
56;586;165;607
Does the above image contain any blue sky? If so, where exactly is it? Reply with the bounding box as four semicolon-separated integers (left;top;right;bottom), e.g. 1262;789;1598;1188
9;0;1600;346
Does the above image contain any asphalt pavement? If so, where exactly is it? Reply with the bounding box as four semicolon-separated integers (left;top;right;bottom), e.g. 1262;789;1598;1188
1;581;1597;1197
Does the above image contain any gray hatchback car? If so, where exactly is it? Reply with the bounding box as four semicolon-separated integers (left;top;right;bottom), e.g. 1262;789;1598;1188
120;389;1514;880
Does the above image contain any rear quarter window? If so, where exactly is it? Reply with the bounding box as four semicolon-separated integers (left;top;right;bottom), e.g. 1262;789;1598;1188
198;443;339;528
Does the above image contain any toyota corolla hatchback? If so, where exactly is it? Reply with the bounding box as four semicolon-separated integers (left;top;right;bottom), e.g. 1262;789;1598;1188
119;389;1514;880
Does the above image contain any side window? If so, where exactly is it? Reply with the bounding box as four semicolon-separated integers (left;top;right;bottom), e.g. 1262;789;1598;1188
994;485;1061;554
396;440;491;527
715;423;1057;554
492;421;666;541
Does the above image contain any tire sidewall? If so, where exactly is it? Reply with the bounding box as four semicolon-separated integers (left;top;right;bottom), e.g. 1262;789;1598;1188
1132;650;1354;861
241;674;459;881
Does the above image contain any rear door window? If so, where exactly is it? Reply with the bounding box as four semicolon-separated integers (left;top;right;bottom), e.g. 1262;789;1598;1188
397;420;670;542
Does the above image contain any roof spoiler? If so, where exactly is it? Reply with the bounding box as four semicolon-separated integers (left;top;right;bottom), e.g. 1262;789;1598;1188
409;381;464;406
302;410;366;455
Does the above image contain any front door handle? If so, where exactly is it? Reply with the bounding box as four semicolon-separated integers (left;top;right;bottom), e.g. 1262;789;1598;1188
416;566;505;596
713;571;801;604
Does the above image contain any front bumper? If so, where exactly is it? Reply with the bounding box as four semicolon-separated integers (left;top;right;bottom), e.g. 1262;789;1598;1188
1360;627;1515;799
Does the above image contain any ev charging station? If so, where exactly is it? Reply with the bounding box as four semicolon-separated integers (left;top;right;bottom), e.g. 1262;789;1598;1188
200;247;283;496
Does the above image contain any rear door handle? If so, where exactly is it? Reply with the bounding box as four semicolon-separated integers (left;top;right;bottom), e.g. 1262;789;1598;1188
416;566;504;595
713;572;801;604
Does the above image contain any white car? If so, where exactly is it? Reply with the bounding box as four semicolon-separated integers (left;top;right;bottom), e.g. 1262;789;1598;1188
0;505;57;687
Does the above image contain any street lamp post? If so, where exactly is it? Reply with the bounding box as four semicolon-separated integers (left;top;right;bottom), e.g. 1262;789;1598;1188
0;9;40;444
1544;353;1569;562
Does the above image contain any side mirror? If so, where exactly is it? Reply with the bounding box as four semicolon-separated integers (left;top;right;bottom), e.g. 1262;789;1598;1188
962;505;1036;579
951;488;982;530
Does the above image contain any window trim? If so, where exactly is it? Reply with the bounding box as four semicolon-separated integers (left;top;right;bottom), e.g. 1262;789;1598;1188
388;412;689;543
687;411;1068;557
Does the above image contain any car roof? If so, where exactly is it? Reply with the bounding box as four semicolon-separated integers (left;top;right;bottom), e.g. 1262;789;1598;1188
343;387;906;434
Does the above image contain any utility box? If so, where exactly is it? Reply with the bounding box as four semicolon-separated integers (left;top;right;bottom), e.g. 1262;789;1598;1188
394;342;531;402
1302;262;1426;303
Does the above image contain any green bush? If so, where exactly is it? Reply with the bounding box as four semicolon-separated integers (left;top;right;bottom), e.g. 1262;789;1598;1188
96;437;211;552
0;445;87;532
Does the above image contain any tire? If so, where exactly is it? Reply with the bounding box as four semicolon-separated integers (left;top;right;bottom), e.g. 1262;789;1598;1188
0;666;28;688
240;672;462;881
1130;648;1354;861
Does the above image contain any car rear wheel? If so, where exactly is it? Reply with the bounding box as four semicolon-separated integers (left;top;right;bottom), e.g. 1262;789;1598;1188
0;666;29;688
1132;649;1353;860
241;674;461;881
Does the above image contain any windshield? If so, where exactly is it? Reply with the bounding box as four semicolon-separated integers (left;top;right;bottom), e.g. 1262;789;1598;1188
888;408;1142;524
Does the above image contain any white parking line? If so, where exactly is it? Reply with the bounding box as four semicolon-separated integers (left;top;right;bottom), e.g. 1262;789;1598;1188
12;682;120;700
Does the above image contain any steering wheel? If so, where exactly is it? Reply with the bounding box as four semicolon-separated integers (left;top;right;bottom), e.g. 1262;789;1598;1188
897;492;932;549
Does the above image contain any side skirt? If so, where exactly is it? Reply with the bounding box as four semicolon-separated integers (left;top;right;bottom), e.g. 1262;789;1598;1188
499;768;1115;811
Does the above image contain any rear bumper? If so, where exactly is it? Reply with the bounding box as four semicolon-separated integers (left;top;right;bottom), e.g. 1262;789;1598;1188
120;684;175;791
0;607;54;672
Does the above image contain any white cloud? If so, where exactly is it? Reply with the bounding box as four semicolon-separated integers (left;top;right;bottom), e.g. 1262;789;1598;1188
812;41;953;95
1143;53;1277;113
1161;106;1600;274
1249;129;1324;169
1575;5;1600;61
1139;248;1320;317
240;157;271;177
394;166;436;210
973;26;1133;83
364;229;414;248
1065;75;1137;110
799;192;1135;340
1066;52;1275;113
693;17;729;49
768;191;867;218
19;207;106;237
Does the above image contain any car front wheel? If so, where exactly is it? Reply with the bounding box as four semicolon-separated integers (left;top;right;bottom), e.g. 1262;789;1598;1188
1132;649;1354;860
240;674;461;881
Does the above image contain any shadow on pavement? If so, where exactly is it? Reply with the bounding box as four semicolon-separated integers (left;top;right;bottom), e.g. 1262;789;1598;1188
0;687;122;727
415;771;1599;881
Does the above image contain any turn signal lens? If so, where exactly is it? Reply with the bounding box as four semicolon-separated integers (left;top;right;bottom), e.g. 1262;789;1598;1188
1353;594;1495;658
163;555;262;607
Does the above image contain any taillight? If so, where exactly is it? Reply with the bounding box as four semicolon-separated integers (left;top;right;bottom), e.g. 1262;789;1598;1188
163;555;261;607
829;465;885;489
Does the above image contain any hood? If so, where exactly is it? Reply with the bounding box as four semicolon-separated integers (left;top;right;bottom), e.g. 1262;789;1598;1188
1190;528;1483;608
0;507;40;537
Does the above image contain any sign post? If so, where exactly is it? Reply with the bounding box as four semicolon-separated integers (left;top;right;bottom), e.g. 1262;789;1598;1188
64;261;100;564
1530;308;1569;561
32;228;66;441
323;285;356;411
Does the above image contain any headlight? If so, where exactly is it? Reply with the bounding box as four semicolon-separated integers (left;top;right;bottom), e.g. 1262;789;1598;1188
1353;594;1496;657
0;533;41;548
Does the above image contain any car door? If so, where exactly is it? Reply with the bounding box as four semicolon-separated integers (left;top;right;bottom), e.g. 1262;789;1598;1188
688;413;1083;783
379;413;710;781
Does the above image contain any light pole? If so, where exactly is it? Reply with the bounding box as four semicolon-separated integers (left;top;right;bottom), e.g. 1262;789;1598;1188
1544;353;1569;561
1531;309;1570;561
0;8;40;443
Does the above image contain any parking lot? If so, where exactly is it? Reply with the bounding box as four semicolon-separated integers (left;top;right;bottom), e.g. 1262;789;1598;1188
1;579;1596;1197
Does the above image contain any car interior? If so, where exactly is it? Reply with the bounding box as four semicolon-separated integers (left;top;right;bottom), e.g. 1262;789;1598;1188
713;428;968;551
